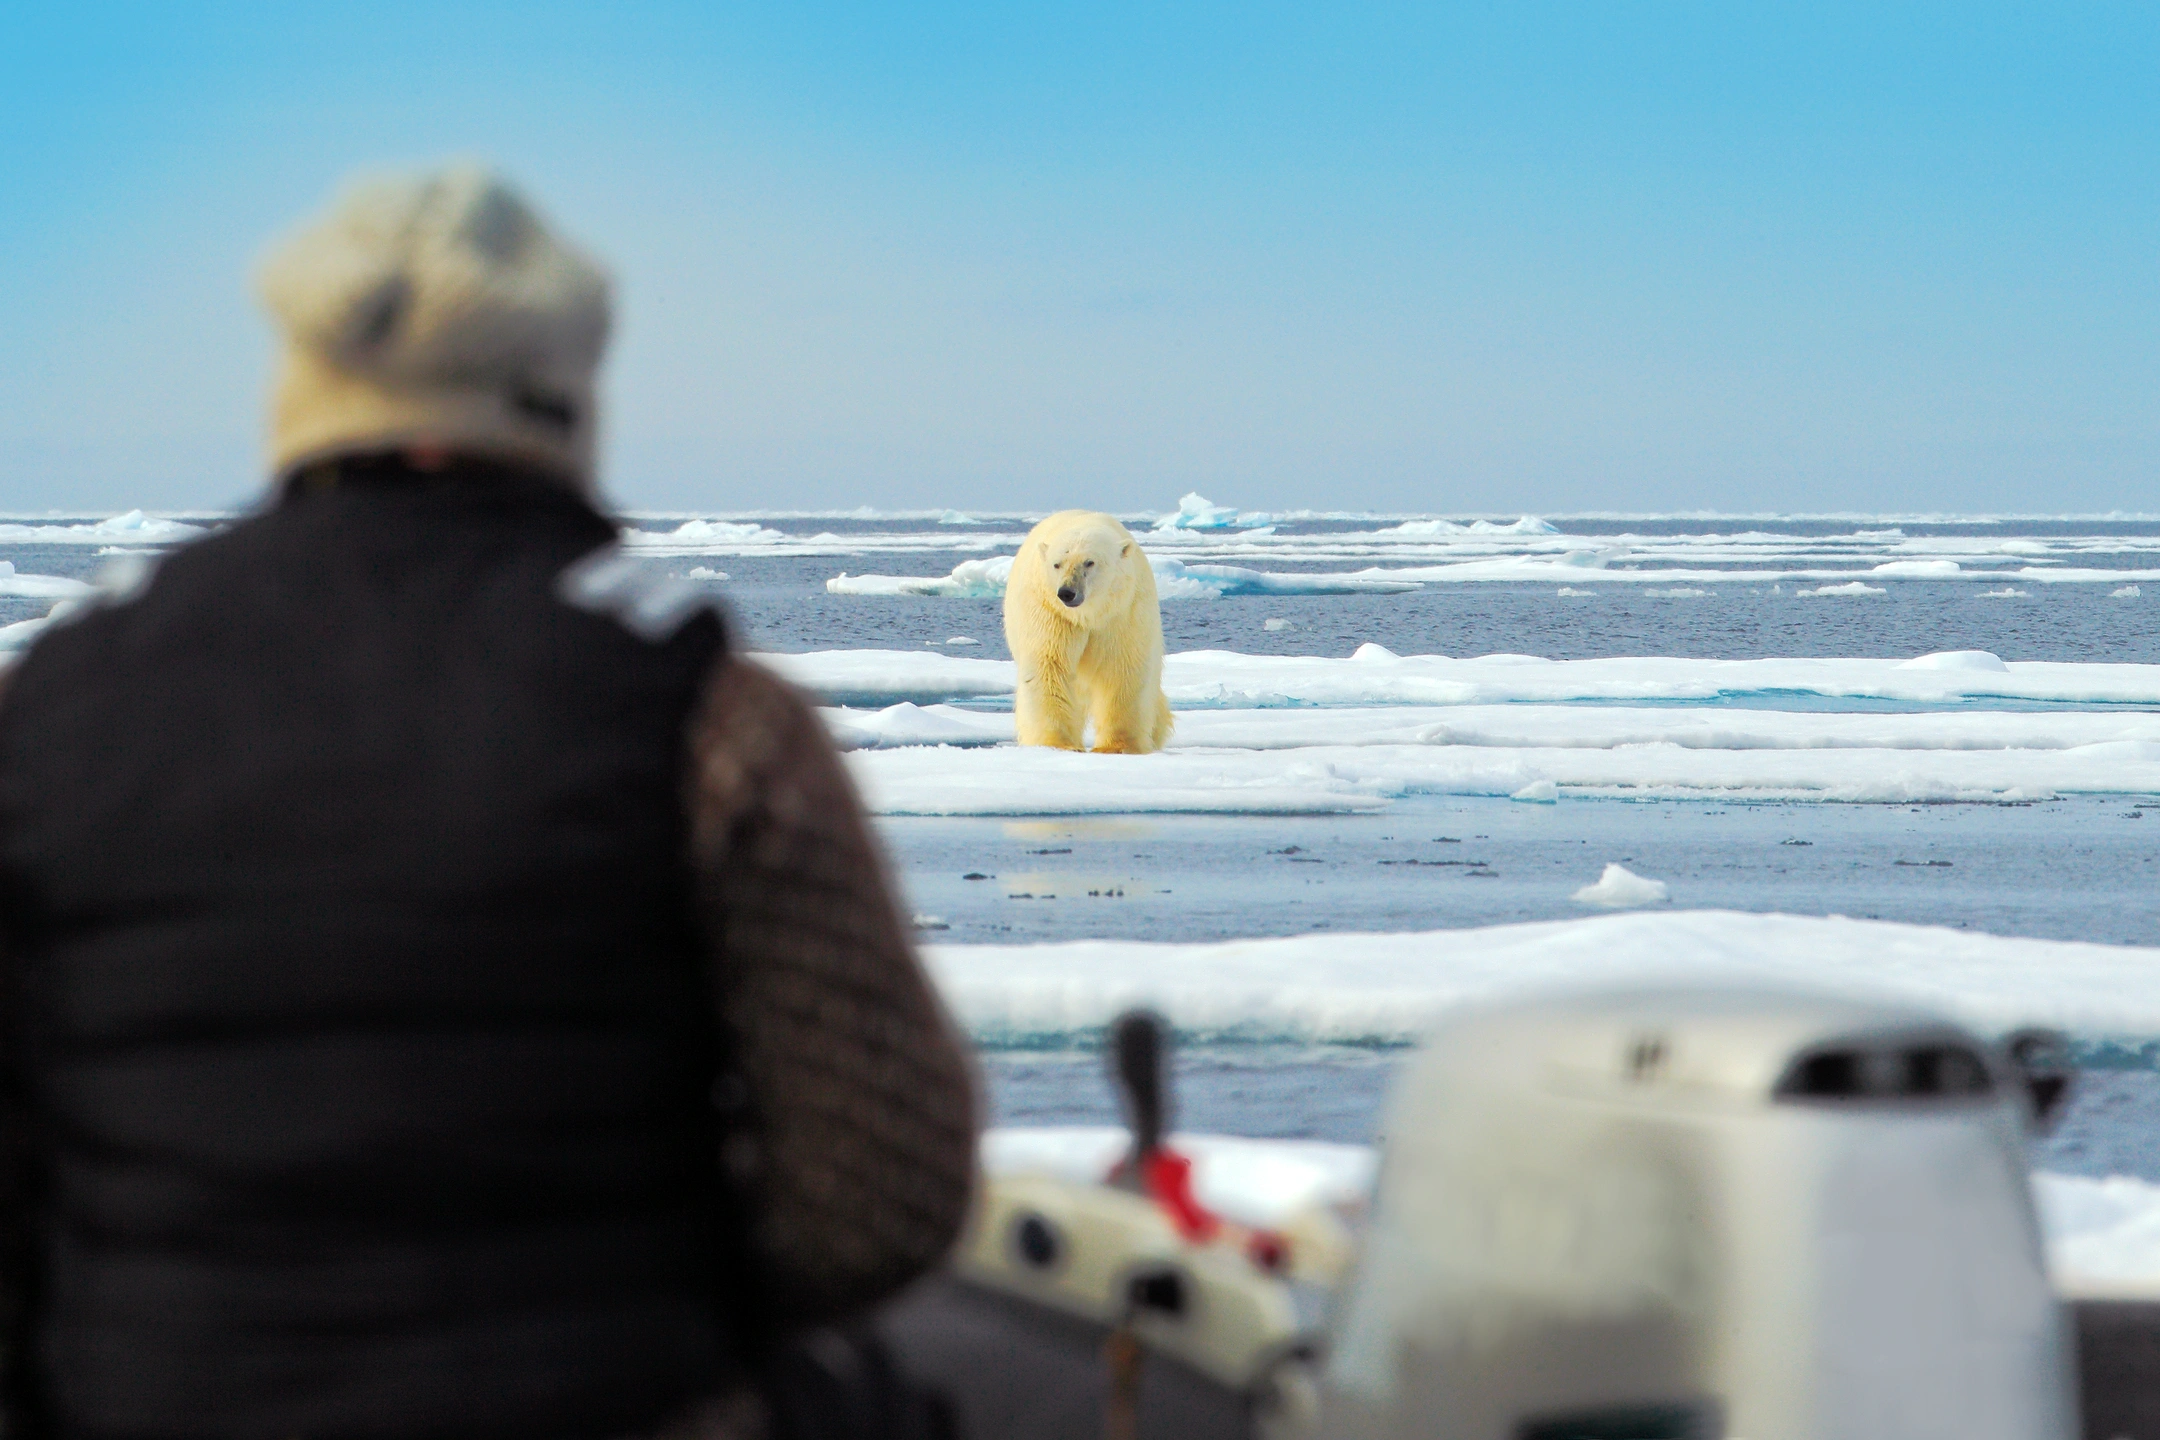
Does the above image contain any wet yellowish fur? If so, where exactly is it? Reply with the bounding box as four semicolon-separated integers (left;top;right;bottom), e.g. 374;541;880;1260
1002;511;1173;754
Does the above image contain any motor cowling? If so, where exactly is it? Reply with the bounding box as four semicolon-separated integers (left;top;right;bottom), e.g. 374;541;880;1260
1320;984;2078;1440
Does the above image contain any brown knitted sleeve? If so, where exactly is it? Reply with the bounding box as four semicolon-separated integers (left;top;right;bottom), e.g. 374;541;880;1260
684;656;978;1329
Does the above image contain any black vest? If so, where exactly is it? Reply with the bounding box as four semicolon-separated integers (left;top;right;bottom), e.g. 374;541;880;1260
0;467;733;1438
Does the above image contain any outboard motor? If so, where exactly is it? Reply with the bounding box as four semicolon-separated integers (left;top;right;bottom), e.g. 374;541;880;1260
1320;984;2078;1440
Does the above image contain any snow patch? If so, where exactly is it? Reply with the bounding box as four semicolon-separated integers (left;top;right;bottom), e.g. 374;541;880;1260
1572;863;1670;909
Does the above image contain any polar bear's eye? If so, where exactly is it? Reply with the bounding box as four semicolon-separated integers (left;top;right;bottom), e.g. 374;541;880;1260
1084;560;1095;569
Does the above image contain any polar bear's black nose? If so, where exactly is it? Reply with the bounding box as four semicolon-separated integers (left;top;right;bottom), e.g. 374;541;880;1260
1057;586;1081;607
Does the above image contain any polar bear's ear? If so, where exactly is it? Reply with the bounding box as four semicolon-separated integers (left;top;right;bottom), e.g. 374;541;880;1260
1121;542;1131;557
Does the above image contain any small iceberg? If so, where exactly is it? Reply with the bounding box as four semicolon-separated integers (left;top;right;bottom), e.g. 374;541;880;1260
1897;650;2010;673
1511;779;1559;803
2114;585;2142;598
1795;581;1887;597
686;566;728;581
1572;863;1669;909
1152;492;1277;531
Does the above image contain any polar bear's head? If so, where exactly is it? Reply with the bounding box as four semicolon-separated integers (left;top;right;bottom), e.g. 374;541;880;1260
1034;512;1139;617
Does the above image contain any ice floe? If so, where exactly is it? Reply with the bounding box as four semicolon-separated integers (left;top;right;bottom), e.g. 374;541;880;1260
2036;1173;2160;1297
822;701;2160;755
766;646;2160;709
1572;862;1669;908
0;564;93;601
0;512;211;546
825;554;1417;599
923;910;2160;1048
813;653;2160;807
53;504;2160;586
982;1127;2160;1295
845;735;2160;811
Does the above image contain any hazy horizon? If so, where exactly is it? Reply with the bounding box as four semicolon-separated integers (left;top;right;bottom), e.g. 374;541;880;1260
6;4;2155;516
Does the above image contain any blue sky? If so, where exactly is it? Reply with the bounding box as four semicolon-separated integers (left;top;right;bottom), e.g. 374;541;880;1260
3;3;2154;514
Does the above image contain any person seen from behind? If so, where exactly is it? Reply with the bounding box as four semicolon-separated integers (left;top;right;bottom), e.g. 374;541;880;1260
0;165;977;1438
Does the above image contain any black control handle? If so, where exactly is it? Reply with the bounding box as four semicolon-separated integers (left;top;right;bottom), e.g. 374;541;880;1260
1109;1009;1170;1162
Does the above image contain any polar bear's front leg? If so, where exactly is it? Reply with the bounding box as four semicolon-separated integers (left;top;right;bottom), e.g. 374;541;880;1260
1081;635;1172;755
1013;635;1089;750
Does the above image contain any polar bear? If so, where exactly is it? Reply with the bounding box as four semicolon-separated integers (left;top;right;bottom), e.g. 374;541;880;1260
1003;511;1173;754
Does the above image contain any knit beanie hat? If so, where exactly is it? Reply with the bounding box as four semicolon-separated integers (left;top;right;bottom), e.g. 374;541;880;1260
257;164;612;489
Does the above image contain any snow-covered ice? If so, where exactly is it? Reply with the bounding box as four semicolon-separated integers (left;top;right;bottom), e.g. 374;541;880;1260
846;733;2160;811
825;554;1418;598
0;568;92;602
791;643;2160;808
1572;862;1669;908
923;910;2160;1048
823;701;2160;755
0;512;210;547
768;646;2160;710
2035;1172;2160;1297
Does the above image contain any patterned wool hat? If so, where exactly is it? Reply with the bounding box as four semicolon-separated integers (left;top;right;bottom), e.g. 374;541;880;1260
257;164;612;489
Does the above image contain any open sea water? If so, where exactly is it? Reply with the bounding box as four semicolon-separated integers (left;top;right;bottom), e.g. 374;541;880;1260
13;512;2160;1177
